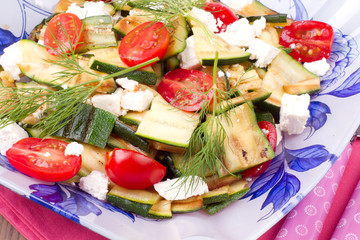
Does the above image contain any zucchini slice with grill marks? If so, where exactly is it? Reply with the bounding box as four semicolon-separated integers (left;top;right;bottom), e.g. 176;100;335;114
211;102;275;177
53;103;117;148
76;15;117;53
107;185;161;217
192;26;250;66
171;196;204;214
135;95;201;148
204;180;249;215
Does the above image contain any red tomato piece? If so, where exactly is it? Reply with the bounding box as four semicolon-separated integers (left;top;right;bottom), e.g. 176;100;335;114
6;138;82;182
257;121;277;151
157;69;214;112
279;20;334;62
203;2;238;33
241;121;277;178
44;12;83;55
119;21;170;67
105;149;166;190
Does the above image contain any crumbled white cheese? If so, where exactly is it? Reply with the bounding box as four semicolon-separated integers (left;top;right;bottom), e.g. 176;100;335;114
64;142;84;157
0;42;23;81
178;36;201;69
303;58;331;77
217;70;225;78
89;88;127;116
217;18;255;47
116;77;139;92
247;39;280;68
0;122;29;155
191;7;218;33
154;176;209;201
252;17;266;37
121;90;154;112
279;93;310;135
220;0;253;10
66;2;110;19
79;171;109;200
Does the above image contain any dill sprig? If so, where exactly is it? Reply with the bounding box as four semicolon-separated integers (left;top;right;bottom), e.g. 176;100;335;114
0;53;159;137
179;54;236;182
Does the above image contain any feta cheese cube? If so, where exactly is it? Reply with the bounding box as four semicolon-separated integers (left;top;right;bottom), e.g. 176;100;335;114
246;39;280;68
217;18;255;47
79;171;109;200
89;88;127;116
121;89;154;112
154;176;208;201
303;58;331;77
220;0;253;10
116;77;139;92
191;7;218;33
0;42;23;81
64;142;84;157
279;93;310;135
66;2;110;19
178;36;201;69
0;122;29;155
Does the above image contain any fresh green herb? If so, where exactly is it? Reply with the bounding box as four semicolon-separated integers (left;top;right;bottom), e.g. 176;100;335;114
125;0;241;186
0;57;159;137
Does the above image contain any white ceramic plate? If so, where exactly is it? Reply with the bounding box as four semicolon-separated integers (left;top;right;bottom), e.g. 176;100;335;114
1;0;360;239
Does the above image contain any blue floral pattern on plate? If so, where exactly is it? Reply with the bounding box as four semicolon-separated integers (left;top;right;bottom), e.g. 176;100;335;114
29;183;135;223
1;0;360;239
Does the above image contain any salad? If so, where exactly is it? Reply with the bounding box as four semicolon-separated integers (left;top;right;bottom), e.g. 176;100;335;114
0;0;334;219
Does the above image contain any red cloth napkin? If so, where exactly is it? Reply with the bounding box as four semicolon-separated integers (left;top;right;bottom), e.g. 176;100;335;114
1;139;359;240
0;185;107;240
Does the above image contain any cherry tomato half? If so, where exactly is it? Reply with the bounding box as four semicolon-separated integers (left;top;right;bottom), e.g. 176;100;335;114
105;149;166;190
157;69;214;112
44;12;83;55
279;20;334;62
6;138;82;182
119;21;170;67
203;2;238;33
241;121;277;178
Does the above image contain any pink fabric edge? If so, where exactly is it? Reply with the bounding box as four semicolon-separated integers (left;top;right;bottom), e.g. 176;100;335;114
0;185;108;240
318;138;360;240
